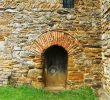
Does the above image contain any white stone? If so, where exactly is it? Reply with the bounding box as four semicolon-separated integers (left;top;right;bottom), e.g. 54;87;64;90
102;34;108;40
14;46;21;51
13;23;22;28
12;51;20;58
5;9;18;13
0;41;5;51
26;60;34;65
67;14;73;20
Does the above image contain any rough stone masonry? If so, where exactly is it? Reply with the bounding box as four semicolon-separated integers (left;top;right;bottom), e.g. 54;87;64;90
0;0;109;99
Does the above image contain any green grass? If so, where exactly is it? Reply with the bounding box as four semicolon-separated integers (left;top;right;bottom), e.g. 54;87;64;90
0;86;97;100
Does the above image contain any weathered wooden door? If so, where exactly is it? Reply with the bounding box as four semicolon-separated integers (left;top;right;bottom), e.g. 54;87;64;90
43;45;68;90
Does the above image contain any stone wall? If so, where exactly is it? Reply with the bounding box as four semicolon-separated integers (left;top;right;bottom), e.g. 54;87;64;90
0;0;103;93
101;0;110;96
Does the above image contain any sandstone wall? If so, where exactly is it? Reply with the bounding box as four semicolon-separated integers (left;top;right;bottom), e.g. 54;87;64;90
0;0;102;92
101;0;110;95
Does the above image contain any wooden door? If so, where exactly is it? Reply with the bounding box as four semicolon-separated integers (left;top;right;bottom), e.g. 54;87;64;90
43;45;67;90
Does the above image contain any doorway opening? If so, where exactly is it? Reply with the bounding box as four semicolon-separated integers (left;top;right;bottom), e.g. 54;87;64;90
43;45;68;90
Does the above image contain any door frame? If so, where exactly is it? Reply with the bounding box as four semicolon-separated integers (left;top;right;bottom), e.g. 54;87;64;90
42;45;68;89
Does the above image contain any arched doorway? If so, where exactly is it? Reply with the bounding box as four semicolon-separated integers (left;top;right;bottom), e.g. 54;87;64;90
43;45;68;90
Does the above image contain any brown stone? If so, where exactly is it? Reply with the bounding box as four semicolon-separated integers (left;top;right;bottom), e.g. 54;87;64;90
33;58;42;63
68;56;75;67
84;48;101;53
85;79;93;83
18;77;31;84
92;83;102;89
68;72;84;80
32;81;44;88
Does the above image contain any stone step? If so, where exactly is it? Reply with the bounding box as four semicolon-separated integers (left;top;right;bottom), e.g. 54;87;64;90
45;86;65;92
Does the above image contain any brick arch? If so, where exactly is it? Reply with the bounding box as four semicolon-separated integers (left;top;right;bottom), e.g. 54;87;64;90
30;31;82;56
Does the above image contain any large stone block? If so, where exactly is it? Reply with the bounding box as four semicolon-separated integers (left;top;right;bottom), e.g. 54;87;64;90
68;72;84;81
28;69;42;79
